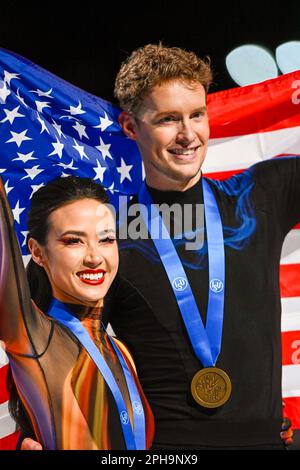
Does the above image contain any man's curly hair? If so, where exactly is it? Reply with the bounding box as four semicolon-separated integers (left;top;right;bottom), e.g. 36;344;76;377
114;43;213;115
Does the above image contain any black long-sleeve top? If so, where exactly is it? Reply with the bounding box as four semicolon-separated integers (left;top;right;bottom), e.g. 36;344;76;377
105;157;300;449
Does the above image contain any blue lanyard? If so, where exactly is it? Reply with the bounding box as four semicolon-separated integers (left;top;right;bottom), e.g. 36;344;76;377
48;299;146;450
138;178;225;367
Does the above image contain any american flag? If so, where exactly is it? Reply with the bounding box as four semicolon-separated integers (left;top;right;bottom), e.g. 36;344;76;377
0;49;299;448
0;48;143;259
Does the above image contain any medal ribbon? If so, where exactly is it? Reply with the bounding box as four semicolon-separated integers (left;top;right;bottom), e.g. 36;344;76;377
48;298;146;450
138;178;225;367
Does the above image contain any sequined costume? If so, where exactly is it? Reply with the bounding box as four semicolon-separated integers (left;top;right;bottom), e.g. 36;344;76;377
0;179;154;449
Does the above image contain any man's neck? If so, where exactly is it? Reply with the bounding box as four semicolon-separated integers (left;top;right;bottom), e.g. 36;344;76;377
145;171;202;192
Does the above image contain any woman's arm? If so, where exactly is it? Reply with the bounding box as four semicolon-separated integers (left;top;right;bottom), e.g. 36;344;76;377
0;177;50;353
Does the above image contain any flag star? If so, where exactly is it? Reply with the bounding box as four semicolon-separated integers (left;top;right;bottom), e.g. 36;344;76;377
21;231;29;247
12;200;25;224
72;121;89;140
0;81;11;104
21;165;44;181
96;137;113;160
107;182;116;194
48;138;64;159
73;140;89;160
6;129;32;147
4;180;13;195
16;89;28;108
63;100;85;116
30;183;45;199
93;112;114;132
142;162;146;181
117;158;133;183
57;159;78;171
59;115;81;121
93;160;106;183
4;71;20;86
30;88;53;98
36;112;50;134
35;100;51;114
13;151;36;163
0;169;6;174
60;172;70;178
51;120;65;139
0;106;25;124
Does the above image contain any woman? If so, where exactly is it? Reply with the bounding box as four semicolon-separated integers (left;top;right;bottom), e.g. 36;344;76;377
0;175;154;450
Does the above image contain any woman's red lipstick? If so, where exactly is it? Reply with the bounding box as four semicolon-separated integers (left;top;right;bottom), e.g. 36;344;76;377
76;269;106;285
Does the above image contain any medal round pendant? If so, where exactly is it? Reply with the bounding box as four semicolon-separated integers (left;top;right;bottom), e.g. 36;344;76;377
191;367;232;408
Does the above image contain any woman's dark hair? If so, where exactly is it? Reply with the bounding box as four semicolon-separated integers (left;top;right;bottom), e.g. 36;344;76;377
9;176;109;435
26;175;109;313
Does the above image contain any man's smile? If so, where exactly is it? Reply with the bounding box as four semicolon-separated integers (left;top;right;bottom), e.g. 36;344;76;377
168;145;201;160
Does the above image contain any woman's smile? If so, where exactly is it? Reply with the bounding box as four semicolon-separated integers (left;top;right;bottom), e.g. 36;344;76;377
76;269;106;285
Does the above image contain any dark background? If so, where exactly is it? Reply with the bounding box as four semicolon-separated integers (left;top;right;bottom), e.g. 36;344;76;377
1;1;300;102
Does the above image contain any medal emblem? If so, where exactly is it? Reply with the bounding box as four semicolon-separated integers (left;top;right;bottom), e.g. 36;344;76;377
191;367;232;408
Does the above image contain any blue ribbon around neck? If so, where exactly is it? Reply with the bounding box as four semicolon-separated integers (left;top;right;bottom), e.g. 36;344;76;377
48;298;146;450
138;178;225;368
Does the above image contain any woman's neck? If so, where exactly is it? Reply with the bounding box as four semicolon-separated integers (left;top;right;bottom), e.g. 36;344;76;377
56;300;105;342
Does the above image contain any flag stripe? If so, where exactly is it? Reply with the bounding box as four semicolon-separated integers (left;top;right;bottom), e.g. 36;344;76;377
207;70;300;138
0;430;19;450
204;127;300;174
281;310;300;333
0;365;9;404
282;364;300;398
282;331;300;366
281;296;300;317
0;403;16;439
0;345;8;368
283;397;300;429
205;169;245;180
281;230;300;265
280;265;300;298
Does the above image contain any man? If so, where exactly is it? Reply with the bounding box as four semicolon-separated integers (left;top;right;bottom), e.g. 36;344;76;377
22;44;296;449
109;44;299;449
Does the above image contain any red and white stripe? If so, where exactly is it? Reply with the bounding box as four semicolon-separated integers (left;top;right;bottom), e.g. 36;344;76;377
281;228;300;426
0;70;299;448
204;69;300;428
0;346;18;449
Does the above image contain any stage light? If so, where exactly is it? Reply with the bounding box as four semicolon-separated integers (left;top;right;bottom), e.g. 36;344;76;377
226;45;278;86
276;41;300;74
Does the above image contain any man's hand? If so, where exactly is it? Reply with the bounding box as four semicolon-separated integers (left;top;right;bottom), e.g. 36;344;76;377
20;438;42;450
281;417;293;447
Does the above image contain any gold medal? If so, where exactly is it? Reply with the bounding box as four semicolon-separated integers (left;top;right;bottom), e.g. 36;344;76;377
191;367;232;408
